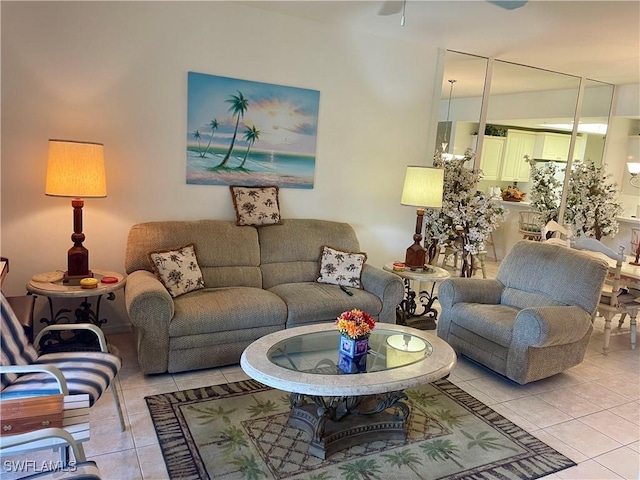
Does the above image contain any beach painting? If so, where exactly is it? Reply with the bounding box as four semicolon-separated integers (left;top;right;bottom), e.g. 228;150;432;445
186;72;319;189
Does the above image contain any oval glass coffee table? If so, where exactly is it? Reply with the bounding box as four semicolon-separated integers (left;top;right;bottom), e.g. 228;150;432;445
241;323;456;459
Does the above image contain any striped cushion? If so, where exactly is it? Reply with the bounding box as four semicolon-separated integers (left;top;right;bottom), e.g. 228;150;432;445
1;293;38;390
0;351;121;406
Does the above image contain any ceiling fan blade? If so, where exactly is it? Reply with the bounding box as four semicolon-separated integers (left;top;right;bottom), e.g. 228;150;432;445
378;1;404;16
486;0;528;10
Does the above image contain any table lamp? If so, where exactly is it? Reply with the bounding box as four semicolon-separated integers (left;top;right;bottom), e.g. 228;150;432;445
401;166;444;270
45;139;107;282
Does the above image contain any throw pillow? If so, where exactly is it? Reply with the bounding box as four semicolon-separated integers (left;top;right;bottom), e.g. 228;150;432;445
148;244;205;298
317;246;367;289
230;185;281;226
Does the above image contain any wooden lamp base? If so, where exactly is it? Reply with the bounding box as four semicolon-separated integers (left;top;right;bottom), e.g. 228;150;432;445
63;198;93;283
405;208;426;270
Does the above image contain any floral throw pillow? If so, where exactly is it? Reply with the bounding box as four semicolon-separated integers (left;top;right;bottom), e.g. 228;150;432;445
317;246;367;289
148;244;205;298
230;185;281;226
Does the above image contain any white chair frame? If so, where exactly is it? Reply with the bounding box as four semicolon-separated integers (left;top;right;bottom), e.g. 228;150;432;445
572;237;638;354
0;323;125;431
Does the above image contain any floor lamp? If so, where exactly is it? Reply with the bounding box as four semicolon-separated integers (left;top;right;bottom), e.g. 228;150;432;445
401;166;444;270
45;139;107;282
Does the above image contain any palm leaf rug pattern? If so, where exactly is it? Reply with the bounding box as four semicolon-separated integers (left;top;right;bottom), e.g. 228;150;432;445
145;379;575;480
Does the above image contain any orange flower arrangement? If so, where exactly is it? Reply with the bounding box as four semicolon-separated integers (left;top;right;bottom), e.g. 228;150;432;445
336;309;375;340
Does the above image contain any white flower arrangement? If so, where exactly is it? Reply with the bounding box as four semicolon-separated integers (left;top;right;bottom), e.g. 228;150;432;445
565;162;622;240
424;149;508;256
526;156;563;228
527;157;622;240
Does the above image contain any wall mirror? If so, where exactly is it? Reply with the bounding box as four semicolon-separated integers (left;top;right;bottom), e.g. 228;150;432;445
435;51;487;158
575;78;614;167
479;60;581;195
433;51;615;207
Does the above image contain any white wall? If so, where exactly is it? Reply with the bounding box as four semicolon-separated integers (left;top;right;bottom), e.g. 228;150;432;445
1;2;437;331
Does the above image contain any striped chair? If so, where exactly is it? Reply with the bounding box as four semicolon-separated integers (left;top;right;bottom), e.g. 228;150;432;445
0;293;125;431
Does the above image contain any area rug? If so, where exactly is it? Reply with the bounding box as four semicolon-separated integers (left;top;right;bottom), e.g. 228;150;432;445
145;378;575;480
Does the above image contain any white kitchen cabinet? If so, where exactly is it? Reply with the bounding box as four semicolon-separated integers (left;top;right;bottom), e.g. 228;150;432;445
473;135;505;181
533;132;586;162
501;130;536;182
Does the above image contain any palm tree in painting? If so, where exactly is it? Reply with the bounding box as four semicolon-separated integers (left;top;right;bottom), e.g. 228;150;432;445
237;125;261;169
192;129;202;154
217;91;249;167
201;119;219;158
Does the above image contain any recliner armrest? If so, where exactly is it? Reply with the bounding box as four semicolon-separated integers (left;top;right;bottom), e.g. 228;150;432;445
513;305;592;348
360;264;404;324
360;264;402;299
438;278;504;309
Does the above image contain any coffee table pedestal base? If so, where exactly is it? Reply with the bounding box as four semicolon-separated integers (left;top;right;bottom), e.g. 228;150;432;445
288;392;409;459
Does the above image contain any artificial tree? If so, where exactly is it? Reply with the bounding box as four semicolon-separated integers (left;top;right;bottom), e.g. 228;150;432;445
565;162;622;240
527;158;622;241
424;149;507;276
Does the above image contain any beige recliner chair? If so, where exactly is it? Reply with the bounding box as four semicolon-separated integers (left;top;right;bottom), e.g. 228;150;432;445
437;241;608;384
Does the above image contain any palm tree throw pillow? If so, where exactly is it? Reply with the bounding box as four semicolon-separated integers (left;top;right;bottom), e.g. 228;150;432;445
230;185;281;226
317;246;367;289
148;244;205;298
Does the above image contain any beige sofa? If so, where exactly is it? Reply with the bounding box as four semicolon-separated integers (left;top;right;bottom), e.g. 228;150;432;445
124;219;404;374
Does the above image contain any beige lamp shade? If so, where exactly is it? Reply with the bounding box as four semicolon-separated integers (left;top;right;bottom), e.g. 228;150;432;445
46;140;107;197
401;166;444;208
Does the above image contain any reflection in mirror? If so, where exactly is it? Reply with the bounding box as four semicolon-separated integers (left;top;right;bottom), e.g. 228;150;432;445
479;60;581;202
434;51;487;158
575;79;614;167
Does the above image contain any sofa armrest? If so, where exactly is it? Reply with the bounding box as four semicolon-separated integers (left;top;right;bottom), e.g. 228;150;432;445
513;305;592;348
438;278;504;310
124;270;174;374
360;265;404;324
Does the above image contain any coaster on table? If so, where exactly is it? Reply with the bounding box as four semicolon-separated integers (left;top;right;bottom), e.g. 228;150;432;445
100;276;119;284
80;278;99;289
31;272;64;283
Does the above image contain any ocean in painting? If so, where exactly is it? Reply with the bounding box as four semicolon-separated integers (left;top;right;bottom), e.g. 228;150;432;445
186;146;315;189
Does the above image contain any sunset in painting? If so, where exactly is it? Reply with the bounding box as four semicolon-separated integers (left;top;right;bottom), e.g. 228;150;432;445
186;72;320;188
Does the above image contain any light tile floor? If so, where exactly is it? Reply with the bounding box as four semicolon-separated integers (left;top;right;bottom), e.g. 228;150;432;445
2;261;639;479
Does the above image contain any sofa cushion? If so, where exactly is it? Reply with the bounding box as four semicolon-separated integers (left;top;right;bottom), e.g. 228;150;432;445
501;287;566;310
450;303;521;348
496;241;608;315
259;219;361;289
269;282;382;328
168;287;287;337
125;220;262;288
148;244;205;298
230;185;281;226
317;246;366;289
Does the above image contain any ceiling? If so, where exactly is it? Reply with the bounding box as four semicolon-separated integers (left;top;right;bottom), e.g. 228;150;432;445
243;0;640;91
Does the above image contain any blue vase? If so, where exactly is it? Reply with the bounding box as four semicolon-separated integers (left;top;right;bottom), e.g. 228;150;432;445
338;334;369;357
337;334;368;373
